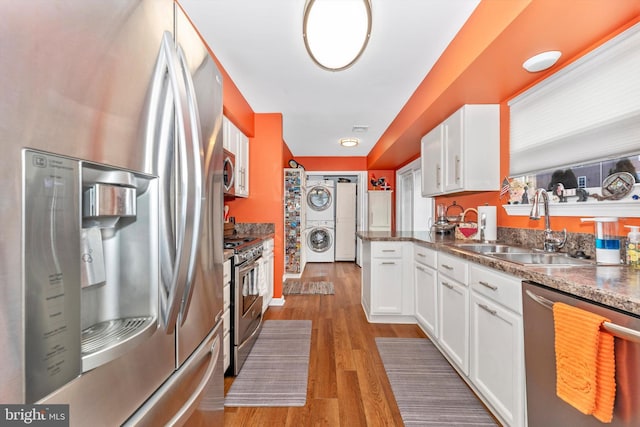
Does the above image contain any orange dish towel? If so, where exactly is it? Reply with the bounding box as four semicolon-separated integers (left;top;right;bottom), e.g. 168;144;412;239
553;302;616;423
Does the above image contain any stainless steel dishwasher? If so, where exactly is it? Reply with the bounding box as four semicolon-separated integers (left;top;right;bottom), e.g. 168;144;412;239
523;281;640;427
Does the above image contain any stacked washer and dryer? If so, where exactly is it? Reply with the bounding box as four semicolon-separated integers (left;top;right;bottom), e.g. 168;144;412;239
305;179;335;262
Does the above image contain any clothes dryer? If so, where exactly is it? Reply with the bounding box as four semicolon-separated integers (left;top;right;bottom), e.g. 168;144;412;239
306;180;335;221
305;220;335;262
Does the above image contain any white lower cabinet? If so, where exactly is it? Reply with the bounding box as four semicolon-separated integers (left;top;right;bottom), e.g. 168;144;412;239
362;239;526;426
437;252;469;375
361;241;413;322
261;238;274;313
438;275;469;375
469;263;525;427
414;245;438;338
372;256;403;314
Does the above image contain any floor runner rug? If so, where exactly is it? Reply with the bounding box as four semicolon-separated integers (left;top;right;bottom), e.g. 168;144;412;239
282;280;334;295
225;320;311;407
376;337;497;426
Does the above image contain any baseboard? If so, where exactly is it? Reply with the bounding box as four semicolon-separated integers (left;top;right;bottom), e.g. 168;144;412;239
269;297;286;307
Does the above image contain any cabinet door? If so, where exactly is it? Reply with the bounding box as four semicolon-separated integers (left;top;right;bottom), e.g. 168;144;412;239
470;291;525;427
371;259;402;314
438;276;469;374
368;191;392;231
222;116;232;151
420;125;443;196
443;109;463;192
235;131;249;197
415;263;438;338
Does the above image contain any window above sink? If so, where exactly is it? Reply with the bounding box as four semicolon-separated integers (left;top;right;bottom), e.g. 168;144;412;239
503;154;640;217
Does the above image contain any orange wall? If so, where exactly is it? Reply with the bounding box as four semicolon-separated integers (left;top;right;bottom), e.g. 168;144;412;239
227;114;286;297
292;156;367;171
282;142;294;168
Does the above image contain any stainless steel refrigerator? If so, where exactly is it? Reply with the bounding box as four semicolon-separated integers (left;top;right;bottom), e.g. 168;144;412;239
0;1;225;425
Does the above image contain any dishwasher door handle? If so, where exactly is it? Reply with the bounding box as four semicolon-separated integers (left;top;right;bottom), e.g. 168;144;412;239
525;289;640;344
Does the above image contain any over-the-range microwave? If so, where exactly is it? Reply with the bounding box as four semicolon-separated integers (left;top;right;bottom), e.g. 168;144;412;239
223;149;235;197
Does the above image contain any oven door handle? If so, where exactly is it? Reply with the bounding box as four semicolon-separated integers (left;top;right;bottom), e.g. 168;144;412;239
238;259;258;277
525;289;640;344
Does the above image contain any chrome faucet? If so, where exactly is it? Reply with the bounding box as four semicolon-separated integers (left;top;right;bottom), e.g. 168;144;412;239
479;213;487;242
530;188;567;252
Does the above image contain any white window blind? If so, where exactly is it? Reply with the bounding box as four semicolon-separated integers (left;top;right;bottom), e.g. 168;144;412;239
509;22;640;176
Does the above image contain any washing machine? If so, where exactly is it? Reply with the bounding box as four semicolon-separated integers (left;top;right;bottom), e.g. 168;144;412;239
306;179;335;221
306;220;335;262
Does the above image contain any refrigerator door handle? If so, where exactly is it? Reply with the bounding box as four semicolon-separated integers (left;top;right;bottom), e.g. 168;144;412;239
176;44;205;326
167;335;220;425
123;330;221;426
150;31;194;333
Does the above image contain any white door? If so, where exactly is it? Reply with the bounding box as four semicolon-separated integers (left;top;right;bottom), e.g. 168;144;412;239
398;172;413;231
335;182;356;261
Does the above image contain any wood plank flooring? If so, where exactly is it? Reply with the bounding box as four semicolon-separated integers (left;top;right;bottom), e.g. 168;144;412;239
223;261;426;426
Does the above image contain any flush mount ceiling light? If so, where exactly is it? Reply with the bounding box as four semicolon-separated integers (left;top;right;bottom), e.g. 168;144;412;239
522;50;562;73
339;137;359;147
303;0;372;71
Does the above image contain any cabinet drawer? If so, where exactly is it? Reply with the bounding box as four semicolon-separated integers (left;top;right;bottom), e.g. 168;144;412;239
223;259;231;284
223;283;230;310
414;244;437;268
438;252;468;284
469;263;522;314
372;242;404;258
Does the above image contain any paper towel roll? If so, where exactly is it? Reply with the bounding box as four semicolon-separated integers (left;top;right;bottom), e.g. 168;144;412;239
477;205;497;241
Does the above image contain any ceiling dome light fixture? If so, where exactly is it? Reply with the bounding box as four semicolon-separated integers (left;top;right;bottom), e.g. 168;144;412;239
339;137;359;147
522;50;562;73
303;0;372;71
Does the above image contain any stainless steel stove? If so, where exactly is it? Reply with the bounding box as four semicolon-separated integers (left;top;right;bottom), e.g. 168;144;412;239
224;236;263;264
223;236;263;375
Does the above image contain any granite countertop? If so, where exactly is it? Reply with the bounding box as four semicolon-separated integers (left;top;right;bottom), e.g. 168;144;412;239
357;231;640;316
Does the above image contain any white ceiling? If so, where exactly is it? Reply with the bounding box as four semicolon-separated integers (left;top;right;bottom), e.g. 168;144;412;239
179;0;480;157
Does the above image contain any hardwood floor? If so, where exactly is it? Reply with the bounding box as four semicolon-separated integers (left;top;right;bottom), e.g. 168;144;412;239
223;261;427;426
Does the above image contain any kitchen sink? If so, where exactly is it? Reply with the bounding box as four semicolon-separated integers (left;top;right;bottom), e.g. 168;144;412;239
455;242;595;266
455;243;532;254
488;252;594;266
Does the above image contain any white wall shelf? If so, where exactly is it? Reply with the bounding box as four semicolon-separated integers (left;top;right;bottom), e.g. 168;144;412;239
502;200;640;217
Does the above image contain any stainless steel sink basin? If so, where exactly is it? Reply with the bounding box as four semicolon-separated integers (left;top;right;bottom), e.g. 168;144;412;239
488;252;594;266
455;243;531;254
455;242;594;266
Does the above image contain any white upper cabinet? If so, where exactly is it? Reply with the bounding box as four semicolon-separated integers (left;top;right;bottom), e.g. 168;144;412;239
222;115;249;197
235;131;249;197
420;125;443;196
368;190;392;232
421;104;500;197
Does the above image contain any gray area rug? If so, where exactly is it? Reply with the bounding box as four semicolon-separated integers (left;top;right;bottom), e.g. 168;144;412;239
283;280;334;295
376;337;497;426
225;320;311;407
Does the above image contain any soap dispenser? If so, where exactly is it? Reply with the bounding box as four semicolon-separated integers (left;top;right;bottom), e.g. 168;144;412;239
625;225;640;269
